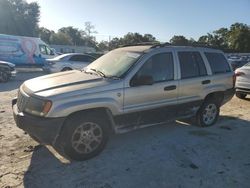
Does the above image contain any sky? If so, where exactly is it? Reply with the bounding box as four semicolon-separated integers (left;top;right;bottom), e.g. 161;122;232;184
27;0;250;42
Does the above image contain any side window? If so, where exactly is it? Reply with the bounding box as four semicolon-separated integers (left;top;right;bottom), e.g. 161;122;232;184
178;51;207;79
39;44;53;55
136;52;174;83
204;52;231;74
46;47;54;55
193;52;207;76
78;55;91;62
39;44;47;55
70;55;95;62
69;55;80;61
89;56;96;62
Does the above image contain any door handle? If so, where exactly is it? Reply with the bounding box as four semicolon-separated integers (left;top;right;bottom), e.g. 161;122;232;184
164;85;176;91
202;80;211;85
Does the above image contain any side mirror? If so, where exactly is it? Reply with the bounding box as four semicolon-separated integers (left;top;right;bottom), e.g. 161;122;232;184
130;75;154;87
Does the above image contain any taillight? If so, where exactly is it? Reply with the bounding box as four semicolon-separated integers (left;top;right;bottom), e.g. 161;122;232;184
233;71;245;87
235;71;245;77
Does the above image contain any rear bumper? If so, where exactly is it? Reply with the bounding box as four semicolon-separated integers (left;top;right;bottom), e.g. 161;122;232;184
236;87;250;94
12;98;65;145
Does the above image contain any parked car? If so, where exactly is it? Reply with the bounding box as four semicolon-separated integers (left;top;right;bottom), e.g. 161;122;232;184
228;59;249;70
0;61;16;82
43;53;96;73
0;34;57;67
12;44;235;161
235;62;250;99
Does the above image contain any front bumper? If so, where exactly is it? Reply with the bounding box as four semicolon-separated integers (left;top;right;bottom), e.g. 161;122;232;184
236;87;250;94
12;98;65;145
11;70;16;78
42;66;52;73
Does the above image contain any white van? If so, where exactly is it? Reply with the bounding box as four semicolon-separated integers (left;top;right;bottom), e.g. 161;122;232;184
0;34;57;66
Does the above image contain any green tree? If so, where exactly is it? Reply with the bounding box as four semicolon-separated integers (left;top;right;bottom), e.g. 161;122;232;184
38;27;54;44
59;26;84;45
0;0;40;36
98;41;109;51
109;37;121;49
170;35;189;45
50;32;72;45
143;34;157;42
228;23;250;52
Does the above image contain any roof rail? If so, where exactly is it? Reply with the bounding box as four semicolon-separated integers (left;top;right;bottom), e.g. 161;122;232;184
121;42;160;47
150;42;171;49
150;43;220;50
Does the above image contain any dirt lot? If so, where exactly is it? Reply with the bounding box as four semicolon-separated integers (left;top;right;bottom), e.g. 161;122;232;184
0;71;250;188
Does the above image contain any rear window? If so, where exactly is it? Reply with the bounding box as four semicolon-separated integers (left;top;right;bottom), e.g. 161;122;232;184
204;52;231;74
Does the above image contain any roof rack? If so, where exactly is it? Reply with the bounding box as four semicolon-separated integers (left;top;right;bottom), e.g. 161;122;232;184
121;42;160;47
120;42;220;50
150;43;220;50
150;42;171;49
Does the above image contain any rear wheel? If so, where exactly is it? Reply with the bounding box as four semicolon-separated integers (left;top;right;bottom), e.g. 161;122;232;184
236;92;247;99
61;67;72;71
196;100;219;127
54;113;110;161
0;71;10;82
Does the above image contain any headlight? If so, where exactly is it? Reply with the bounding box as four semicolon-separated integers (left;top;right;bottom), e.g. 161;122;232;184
24;97;52;116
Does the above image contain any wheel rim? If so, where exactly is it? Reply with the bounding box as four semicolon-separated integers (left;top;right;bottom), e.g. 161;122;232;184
202;103;217;125
2;72;8;82
71;122;103;154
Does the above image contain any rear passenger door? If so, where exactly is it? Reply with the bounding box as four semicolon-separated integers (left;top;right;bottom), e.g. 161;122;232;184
204;52;233;90
177;51;210;110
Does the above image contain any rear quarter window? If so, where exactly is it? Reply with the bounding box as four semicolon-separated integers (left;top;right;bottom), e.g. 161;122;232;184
204;52;231;74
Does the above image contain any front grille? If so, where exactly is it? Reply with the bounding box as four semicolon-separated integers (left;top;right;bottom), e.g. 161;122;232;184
17;90;29;112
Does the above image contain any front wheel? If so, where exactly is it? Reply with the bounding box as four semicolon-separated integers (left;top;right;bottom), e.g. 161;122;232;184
236;92;247;99
0;71;10;82
61;67;72;71
196;100;220;127
55;113;109;161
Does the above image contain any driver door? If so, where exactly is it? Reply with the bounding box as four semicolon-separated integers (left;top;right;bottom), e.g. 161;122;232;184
123;51;178;124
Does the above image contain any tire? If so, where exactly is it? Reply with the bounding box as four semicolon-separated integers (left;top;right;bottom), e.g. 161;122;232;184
236;92;247;99
54;112;110;161
196;99;220;127
61;67;72;71
0;71;10;82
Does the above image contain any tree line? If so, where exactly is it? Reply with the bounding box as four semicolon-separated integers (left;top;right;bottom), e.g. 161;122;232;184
0;0;250;52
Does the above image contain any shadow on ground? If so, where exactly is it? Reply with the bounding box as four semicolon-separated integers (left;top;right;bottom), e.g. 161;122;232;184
23;116;250;188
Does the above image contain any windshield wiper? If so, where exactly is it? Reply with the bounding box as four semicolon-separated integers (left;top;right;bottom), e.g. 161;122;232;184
90;68;106;78
88;68;120;79
106;75;121;80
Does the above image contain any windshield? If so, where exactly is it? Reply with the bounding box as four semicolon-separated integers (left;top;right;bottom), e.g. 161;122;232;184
85;50;142;78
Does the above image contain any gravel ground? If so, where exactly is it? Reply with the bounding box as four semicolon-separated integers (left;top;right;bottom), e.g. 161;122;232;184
0;71;250;188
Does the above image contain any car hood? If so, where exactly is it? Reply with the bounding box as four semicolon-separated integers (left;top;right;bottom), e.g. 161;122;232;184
22;70;113;97
0;61;15;67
